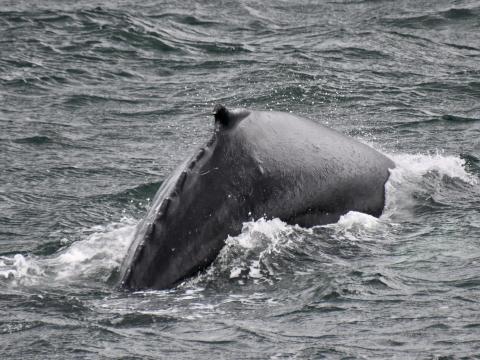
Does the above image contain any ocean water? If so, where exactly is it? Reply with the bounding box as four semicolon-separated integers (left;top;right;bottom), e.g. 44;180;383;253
1;0;480;358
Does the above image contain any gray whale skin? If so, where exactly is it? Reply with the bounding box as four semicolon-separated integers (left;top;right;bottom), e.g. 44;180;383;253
119;105;394;290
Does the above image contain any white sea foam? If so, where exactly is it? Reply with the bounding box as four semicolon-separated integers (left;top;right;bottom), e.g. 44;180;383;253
0;217;137;287
2;152;476;289
382;151;478;219
229;217;291;250
223;217;294;280
335;211;380;229
53;218;136;281
0;254;45;284
389;152;477;185
182;217;299;284
211;150;479;282
321;210;389;243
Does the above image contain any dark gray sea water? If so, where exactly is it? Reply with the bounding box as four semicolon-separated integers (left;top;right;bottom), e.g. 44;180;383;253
1;0;480;358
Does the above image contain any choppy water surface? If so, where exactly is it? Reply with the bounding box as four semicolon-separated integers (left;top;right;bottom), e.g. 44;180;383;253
1;0;480;358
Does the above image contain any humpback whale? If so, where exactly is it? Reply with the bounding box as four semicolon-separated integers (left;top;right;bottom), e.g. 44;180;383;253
120;105;394;290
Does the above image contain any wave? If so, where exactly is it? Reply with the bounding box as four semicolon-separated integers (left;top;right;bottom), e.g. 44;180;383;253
13;135;52;145
394;114;480;130
388;152;477;185
384;151;478;219
381;5;480;29
1;151;477;291
187;151;479;288
0;218;136;289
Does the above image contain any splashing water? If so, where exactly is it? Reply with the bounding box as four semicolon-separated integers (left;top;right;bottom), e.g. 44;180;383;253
2;1;480;357
1;151;477;291
0;218;136;288
384;152;478;219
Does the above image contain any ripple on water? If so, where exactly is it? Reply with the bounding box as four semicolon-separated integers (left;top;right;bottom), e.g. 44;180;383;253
1;1;480;358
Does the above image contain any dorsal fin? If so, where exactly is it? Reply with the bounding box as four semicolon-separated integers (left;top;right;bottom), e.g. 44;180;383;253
213;104;229;125
213;104;249;129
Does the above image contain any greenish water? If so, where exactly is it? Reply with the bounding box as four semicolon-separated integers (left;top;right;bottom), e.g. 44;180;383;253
1;0;480;358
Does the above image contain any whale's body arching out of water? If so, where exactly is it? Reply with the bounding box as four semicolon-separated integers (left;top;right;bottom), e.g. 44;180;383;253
119;106;394;290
